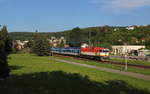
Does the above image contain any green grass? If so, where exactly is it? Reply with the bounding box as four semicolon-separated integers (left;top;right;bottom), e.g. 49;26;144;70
0;53;150;94
53;56;150;75
109;58;150;66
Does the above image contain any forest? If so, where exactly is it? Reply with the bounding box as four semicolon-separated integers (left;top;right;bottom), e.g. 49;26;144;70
9;25;150;49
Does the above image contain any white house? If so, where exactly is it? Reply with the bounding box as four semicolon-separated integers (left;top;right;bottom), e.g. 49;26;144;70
81;43;89;48
126;26;135;30
112;45;145;55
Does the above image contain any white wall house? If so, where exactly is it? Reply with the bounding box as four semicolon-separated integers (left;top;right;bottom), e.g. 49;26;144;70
126;26;135;30
81;43;88;48
49;36;66;47
112;45;145;55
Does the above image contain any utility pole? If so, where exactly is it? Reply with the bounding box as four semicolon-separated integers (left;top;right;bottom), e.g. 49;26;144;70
124;43;128;71
89;31;91;47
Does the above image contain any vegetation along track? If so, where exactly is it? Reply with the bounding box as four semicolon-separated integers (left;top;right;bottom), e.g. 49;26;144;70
53;54;150;69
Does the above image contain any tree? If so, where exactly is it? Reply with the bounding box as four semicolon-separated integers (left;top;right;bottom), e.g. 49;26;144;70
0;26;12;79
24;40;33;48
1;26;12;55
68;27;83;47
99;43;112;50
103;25;109;32
59;40;65;47
145;37;150;49
32;32;50;56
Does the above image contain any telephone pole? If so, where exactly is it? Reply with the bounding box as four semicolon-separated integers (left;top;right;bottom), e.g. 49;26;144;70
124;43;128;71
89;31;91;47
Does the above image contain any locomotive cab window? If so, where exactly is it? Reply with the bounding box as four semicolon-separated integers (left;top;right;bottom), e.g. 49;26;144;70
101;49;109;52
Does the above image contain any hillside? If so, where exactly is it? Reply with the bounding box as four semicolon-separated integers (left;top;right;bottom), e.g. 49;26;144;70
9;31;68;40
9;25;150;48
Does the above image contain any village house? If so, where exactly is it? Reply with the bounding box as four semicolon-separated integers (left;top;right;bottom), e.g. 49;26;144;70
126;26;135;30
112;45;145;56
49;36;66;47
13;40;29;50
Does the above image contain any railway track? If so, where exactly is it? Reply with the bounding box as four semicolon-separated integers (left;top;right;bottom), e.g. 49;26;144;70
53;54;150;69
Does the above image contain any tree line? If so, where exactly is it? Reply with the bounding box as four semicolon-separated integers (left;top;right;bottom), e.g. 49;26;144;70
9;25;150;49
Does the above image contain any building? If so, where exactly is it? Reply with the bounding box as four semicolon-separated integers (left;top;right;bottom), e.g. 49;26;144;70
49;36;66;47
126;26;135;30
81;43;88;48
13;40;29;50
112;45;145;55
114;28;119;31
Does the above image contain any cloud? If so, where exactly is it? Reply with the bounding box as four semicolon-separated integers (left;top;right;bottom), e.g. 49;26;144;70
91;0;150;11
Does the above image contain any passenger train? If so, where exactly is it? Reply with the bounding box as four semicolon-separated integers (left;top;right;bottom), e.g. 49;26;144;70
51;47;110;61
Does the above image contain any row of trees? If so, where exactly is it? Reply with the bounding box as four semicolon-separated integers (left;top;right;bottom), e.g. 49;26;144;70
65;26;150;49
0;26;12;79
9;25;150;49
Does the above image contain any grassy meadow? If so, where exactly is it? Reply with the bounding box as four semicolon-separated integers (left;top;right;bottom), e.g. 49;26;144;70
0;53;150;94
53;55;150;75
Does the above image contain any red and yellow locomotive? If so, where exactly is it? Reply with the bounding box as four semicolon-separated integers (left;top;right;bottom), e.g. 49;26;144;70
81;47;110;60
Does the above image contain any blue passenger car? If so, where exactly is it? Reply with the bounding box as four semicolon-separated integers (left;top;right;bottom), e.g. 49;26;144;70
51;47;61;53
51;47;80;56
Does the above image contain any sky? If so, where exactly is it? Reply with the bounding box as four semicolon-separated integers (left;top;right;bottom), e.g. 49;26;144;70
0;0;150;32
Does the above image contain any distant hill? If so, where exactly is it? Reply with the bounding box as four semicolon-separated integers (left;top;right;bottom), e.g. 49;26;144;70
9;31;68;40
8;25;150;49
8;26;119;40
9;32;34;40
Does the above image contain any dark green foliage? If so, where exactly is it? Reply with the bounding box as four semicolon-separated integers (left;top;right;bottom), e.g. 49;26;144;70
32;33;50;56
9;32;67;40
58;40;65;47
9;25;150;49
1;26;12;55
0;26;12;79
67;27;84;47
68;41;81;47
96;42;112;50
24;40;33;48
